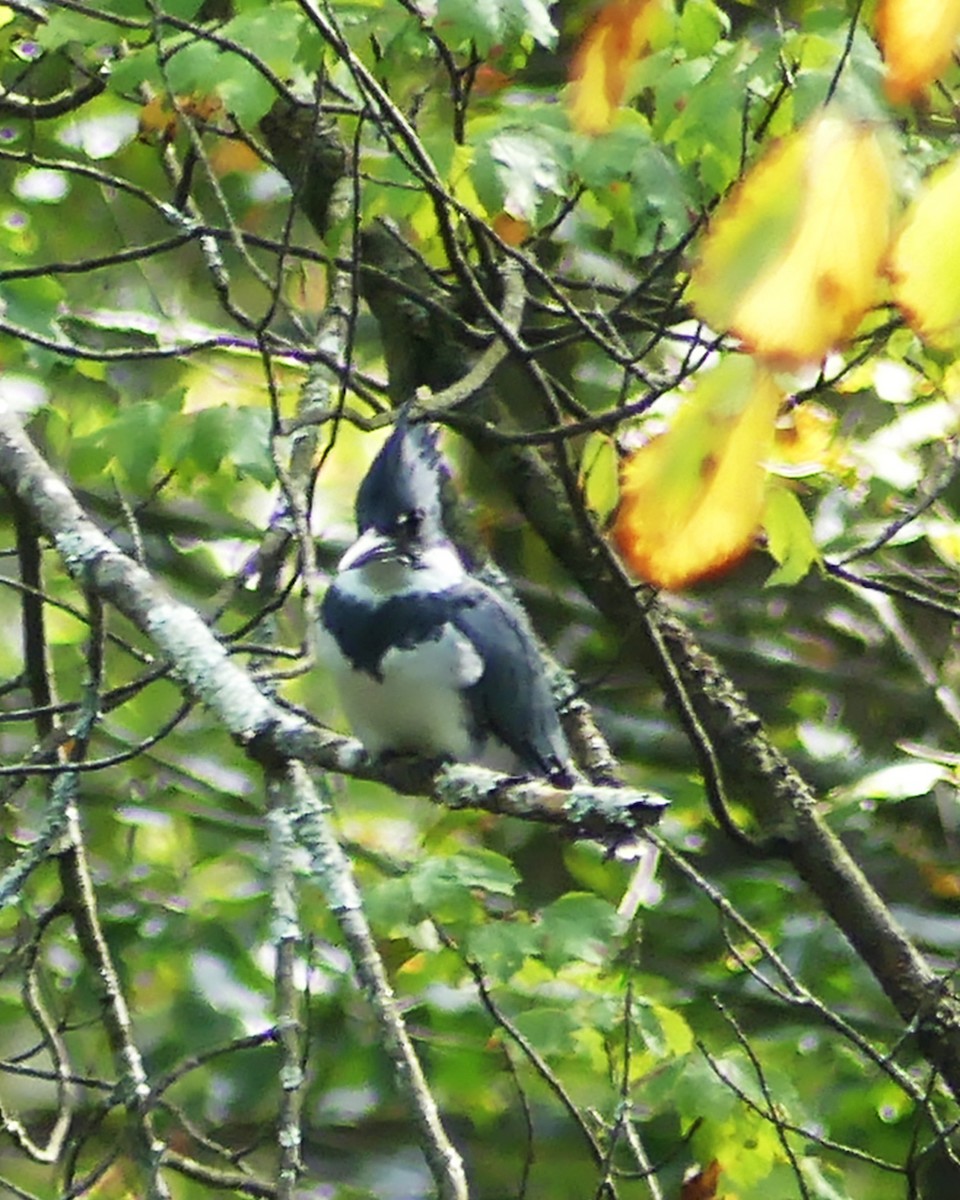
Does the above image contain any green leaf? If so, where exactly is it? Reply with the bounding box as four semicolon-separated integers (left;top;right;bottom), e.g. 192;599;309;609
466;919;538;981
162;39;221;100
650;1003;695;1057
219;60;277;126
678;0;730;57
763;485;819;586
474;131;564;221
108;45;163;95
435;0;556;54
416;849;519;898
436;0;506;54
843;761;949;803
511;1006;580;1055
177;406;272;484
1;276;65;340
797;1158;856;1200
38;8;118;49
581;432;620;523
222;4;303;69
409;850;519;920
643;1055;734;1123
157;0;205;17
226;407;274;486
184;405;233;476
102;401;169;489
537;894;624;969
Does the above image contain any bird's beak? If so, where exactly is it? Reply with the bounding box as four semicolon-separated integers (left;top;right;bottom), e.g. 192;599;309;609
337;528;401;572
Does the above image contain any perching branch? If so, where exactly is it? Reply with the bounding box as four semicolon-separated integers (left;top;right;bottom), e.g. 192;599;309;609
0;410;666;841
348;217;960;1103
0;408;668;1199
0;417;459;1200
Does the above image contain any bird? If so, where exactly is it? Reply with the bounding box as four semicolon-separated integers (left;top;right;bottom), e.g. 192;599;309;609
317;417;574;782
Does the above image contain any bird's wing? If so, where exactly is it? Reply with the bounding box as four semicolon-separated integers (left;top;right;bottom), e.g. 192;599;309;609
320;586;452;678
450;580;571;779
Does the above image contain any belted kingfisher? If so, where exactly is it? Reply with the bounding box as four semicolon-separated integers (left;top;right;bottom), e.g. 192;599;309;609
318;418;573;781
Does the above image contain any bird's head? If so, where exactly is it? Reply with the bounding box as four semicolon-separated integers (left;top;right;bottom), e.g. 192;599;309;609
337;418;463;593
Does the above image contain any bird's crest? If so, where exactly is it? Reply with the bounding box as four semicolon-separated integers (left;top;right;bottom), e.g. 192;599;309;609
355;413;447;534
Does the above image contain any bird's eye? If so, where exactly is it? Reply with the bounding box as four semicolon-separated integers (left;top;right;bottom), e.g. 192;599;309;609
397;509;423;539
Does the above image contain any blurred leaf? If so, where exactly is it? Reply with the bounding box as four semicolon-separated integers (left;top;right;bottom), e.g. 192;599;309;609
466;919;539;981
163;39;276;126
1;275;65;340
770;403;844;479
677;0;728;56
680;1159;721;1200
179;406;273;485
580;431;620;522
511;1006;581;1055
568;0;672;135
651;1002;695;1056
924;518;960;568
842;761;949;802
876;0;960;103
490;212;531;244
409;850;519;920
662;1054;738;1123
613;357;782;589
125;409;177;489
763;484;819;587
221;3;304;78
483;132;564;221
689;111;894;365
888;153;960;349
537;893;624;968
798;1158;856;1200
218;58;277;127
436;0;557;54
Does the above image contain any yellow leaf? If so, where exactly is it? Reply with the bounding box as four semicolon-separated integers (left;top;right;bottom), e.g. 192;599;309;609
876;0;960;103
887;154;960;348
568;0;670;135
689;112;894;366
925;519;960;568
612;358;782;589
771;402;845;477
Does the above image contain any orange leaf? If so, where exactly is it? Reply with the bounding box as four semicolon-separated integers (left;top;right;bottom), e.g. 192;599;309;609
612;358;782;589
887;153;960;348
138;96;177;142
491;212;532;245
681;1159;723;1200
920;861;960;900
568;0;669;135
876;0;960;103
688;111;894;367
137;93;223;144
474;63;512;95
209;138;262;177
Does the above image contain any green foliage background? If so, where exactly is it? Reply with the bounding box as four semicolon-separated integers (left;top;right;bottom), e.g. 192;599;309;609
3;1;960;1198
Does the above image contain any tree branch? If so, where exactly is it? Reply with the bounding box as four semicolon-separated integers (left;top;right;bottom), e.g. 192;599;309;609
347;220;960;1102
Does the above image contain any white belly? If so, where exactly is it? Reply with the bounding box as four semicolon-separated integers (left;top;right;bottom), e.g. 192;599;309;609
318;622;484;761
